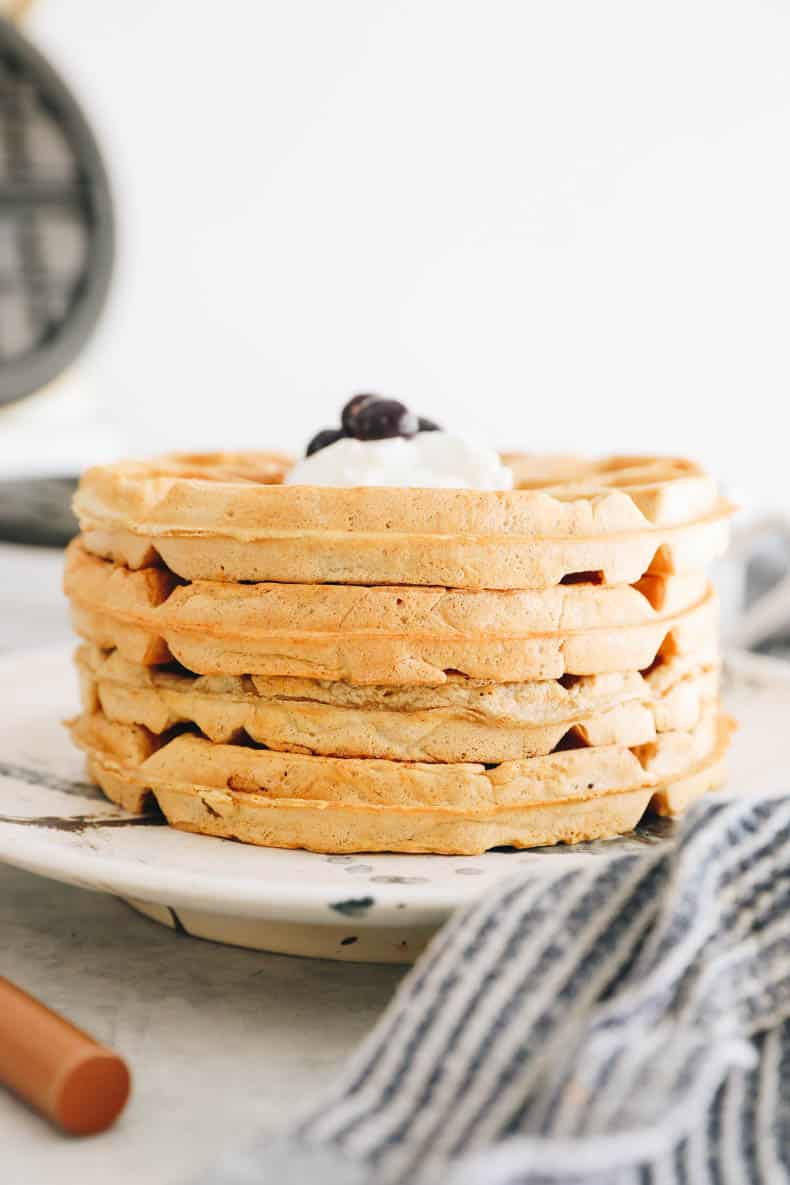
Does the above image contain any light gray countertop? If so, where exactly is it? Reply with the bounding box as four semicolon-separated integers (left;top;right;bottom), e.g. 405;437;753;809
0;543;404;1185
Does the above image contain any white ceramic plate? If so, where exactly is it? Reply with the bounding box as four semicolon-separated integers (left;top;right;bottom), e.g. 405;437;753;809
0;646;787;962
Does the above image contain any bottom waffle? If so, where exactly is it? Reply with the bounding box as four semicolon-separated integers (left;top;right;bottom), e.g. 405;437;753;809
67;707;734;855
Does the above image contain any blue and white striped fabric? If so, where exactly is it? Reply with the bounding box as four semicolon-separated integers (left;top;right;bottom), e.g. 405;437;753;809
201;792;790;1185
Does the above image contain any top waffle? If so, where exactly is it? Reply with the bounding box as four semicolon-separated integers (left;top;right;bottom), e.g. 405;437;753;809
73;452;733;590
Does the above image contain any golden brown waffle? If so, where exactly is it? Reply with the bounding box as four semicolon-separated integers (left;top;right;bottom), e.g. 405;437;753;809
65;448;734;850
73;452;733;589
64;542;719;684
77;645;719;764
67;707;733;854
79;513;731;591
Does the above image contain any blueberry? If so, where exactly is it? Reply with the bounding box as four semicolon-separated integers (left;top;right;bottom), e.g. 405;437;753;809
353;399;419;441
418;417;441;432
306;427;345;457
341;394;377;436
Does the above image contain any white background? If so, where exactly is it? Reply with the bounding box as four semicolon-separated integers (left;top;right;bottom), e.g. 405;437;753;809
24;1;790;504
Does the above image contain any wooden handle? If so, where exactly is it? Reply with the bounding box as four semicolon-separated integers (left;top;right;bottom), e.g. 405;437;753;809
0;975;130;1135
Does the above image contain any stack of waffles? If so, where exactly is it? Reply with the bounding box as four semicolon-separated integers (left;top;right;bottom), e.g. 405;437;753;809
63;453;734;854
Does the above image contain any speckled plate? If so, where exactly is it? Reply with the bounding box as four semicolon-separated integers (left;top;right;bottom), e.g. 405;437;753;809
0;646;786;963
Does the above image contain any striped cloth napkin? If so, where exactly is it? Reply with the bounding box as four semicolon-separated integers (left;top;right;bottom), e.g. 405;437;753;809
199;792;790;1185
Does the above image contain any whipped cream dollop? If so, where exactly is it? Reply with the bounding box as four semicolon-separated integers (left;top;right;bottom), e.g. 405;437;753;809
285;432;514;489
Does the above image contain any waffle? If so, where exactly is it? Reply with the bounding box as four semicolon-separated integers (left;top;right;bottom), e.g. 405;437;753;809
67;707;733;854
76;644;719;764
64;542;719;684
73;452;734;589
65;446;733;853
